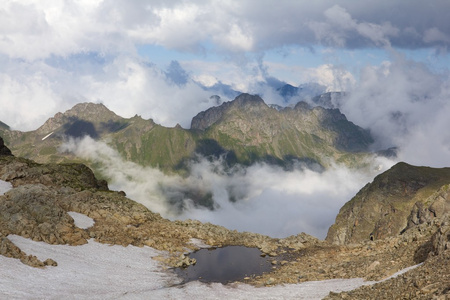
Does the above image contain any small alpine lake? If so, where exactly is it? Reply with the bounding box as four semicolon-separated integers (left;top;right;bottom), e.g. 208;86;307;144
173;246;276;284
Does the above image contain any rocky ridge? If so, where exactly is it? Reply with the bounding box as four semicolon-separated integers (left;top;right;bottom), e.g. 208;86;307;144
1;93;374;173
326;162;450;245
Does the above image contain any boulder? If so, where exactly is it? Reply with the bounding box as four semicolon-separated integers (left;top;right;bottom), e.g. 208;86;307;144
0;137;12;156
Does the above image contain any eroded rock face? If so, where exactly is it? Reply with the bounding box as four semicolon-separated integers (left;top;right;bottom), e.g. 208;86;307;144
326;162;450;245
0;155;108;191
431;219;450;256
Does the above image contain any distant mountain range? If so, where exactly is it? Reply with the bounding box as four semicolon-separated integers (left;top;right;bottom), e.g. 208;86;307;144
0;93;375;173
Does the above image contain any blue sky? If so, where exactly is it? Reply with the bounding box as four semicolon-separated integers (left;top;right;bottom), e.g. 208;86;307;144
138;43;448;88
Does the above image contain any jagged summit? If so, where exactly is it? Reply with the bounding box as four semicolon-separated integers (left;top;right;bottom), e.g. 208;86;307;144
233;93;265;105
191;93;267;131
192;92;373;154
36;102;122;136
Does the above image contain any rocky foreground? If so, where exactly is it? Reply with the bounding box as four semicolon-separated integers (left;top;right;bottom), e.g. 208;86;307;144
1;137;449;299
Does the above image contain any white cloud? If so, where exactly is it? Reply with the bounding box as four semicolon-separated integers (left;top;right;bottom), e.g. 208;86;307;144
0;65;65;130
81;56;216;128
309;5;398;48
341;54;450;167
0;55;221;131
1;1;449;63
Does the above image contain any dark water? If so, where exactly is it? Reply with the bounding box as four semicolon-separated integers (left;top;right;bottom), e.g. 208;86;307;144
174;246;274;284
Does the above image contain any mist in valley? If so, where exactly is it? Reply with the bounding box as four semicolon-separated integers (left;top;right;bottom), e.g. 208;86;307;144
61;136;395;239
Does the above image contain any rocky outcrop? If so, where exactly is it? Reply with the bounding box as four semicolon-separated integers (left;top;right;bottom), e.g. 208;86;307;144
431;219;450;256
404;184;450;232
0;137;12;156
326;162;450;245
0;156;108;191
190;93;267;131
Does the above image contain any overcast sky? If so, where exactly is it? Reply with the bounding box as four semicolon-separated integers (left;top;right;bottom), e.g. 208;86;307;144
1;0;450;167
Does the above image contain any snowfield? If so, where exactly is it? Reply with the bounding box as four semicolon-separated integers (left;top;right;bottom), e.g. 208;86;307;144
0;180;12;195
0;207;419;299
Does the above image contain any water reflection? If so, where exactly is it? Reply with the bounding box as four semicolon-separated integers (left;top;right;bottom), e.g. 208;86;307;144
174;246;274;284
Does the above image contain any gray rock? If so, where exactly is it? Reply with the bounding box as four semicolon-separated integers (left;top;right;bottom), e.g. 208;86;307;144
0;137;12;156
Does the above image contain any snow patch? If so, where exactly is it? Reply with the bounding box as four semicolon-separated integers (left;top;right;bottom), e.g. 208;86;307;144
0;180;12;195
67;211;95;229
188;238;211;249
0;235;423;299
41;131;54;141
3;235;179;299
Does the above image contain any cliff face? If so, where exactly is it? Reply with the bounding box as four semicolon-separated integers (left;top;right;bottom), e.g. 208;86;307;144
326;162;450;245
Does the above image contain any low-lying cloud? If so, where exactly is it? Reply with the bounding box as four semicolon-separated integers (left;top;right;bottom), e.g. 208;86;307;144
61;136;395;239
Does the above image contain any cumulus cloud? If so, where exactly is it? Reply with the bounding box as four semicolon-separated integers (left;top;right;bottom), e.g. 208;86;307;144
309;5;398;48
0;59;72;131
1;1;450;62
340;54;450;167
61;136;394;239
0;55;221;131
80;56;218;128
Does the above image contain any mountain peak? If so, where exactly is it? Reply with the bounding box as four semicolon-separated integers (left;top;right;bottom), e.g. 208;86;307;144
276;84;298;98
191;93;266;131
36;102;124;138
232;93;266;107
64;102;120;121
